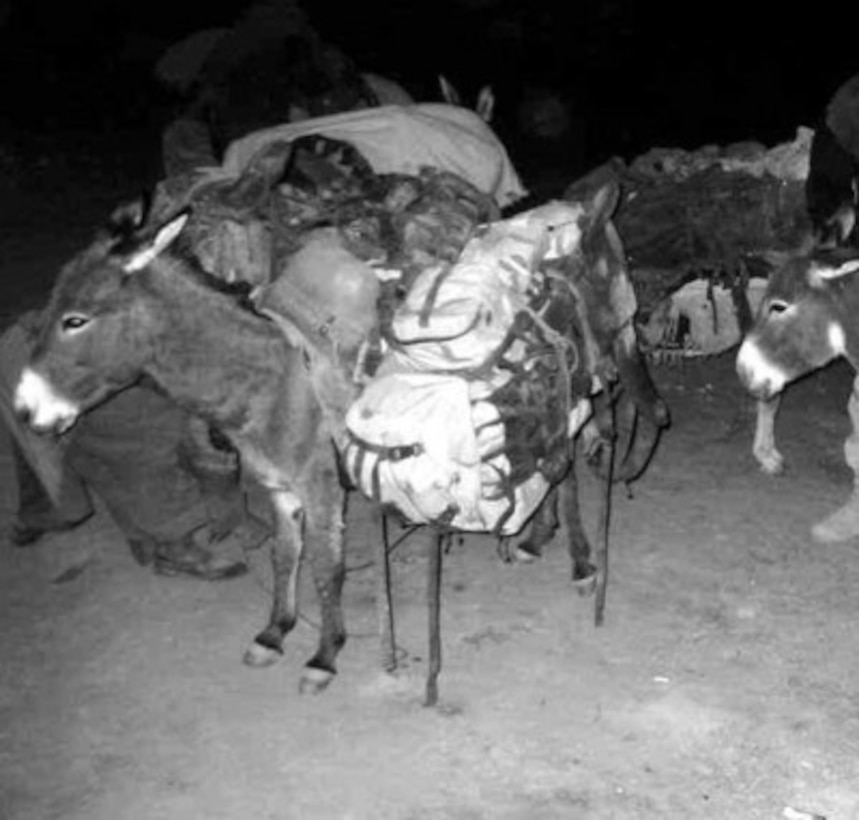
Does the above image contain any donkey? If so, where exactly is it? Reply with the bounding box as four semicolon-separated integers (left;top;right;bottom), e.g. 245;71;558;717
13;208;351;695
393;178;669;703
14;183;666;704
438;75;495;123
737;248;859;402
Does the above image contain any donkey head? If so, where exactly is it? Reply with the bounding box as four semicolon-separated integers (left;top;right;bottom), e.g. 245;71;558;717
563;173;667;418
736;250;859;399
14;209;189;435
557;175;669;478
438;75;495;123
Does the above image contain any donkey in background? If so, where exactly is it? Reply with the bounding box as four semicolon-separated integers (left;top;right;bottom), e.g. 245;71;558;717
738;248;859;542
737;249;859;400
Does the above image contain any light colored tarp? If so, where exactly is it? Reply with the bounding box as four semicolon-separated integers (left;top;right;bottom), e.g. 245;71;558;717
221;104;528;208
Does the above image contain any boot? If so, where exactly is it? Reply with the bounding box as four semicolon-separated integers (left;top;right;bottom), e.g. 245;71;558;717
10;438;93;546
811;490;859;542
11;513;93;547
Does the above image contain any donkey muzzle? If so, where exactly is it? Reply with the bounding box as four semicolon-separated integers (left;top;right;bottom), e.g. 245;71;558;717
13;367;80;435
736;338;787;400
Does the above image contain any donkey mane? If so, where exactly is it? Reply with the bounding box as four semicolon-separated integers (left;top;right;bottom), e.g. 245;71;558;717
103;210;265;318
90;199;261;315
168;239;261;313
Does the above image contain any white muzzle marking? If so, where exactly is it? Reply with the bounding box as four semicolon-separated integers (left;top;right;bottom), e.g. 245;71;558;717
14;367;80;433
736;338;788;397
828;321;847;356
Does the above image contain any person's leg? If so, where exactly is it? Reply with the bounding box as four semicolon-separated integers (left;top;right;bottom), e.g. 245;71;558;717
179;415;247;540
812;373;859;542
67;382;258;578
1;316;258;574
9;437;93;545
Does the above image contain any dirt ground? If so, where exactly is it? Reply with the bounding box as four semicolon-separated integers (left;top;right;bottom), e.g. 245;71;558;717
2;138;859;820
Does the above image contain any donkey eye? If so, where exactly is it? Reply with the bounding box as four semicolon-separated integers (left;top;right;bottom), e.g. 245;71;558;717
767;300;789;315
60;314;91;332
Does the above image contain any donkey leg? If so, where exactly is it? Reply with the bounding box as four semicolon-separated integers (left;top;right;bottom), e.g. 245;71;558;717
516;485;560;562
299;477;348;695
560;467;597;591
753;395;784;475
244;489;305;668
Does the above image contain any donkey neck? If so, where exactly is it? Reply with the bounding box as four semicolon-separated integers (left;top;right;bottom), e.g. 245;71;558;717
143;261;290;429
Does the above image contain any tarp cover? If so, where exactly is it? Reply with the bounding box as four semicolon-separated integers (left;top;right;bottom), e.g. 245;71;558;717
221;104;528;208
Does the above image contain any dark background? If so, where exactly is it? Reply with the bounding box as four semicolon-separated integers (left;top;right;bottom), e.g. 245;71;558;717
0;0;856;187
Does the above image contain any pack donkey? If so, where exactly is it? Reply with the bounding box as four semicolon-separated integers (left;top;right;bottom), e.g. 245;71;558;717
352;176;668;703
14;181;666;701
14;208;350;694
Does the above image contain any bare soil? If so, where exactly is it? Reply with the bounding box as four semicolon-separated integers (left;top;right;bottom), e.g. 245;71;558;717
2;137;859;820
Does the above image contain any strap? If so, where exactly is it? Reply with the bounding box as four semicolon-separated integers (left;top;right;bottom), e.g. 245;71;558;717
346;430;423;462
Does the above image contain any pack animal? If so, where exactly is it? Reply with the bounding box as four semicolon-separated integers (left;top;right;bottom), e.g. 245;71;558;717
13;182;666;704
737;248;859;407
13;208;350;695
438;75;495;123
365;179;669;703
749;76;859;473
752;243;855;476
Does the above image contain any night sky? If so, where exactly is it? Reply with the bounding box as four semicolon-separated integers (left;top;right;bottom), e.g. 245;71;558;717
1;0;857;179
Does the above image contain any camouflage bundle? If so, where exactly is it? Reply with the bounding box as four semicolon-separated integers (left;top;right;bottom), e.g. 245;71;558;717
156;134;497;295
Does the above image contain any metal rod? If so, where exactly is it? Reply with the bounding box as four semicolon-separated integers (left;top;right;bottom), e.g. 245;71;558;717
378;513;397;672
424;530;444;707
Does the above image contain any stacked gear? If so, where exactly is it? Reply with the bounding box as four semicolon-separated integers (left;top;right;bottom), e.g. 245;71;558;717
157;134;498;292
151;130;500;452
156;132;609;536
343;202;597;535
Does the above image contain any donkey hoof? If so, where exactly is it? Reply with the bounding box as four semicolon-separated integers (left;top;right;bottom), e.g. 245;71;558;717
759;456;785;476
514;545;541;563
755;448;785;476
243;641;283;668
299;666;335;695
572;563;597;596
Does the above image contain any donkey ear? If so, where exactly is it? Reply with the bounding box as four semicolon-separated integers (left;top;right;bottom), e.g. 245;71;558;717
831;258;859;278
578;178;620;231
476;85;495;122
123;212;190;273
812;257;859;282
106;198;148;237
439;75;460;106
829;203;857;245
